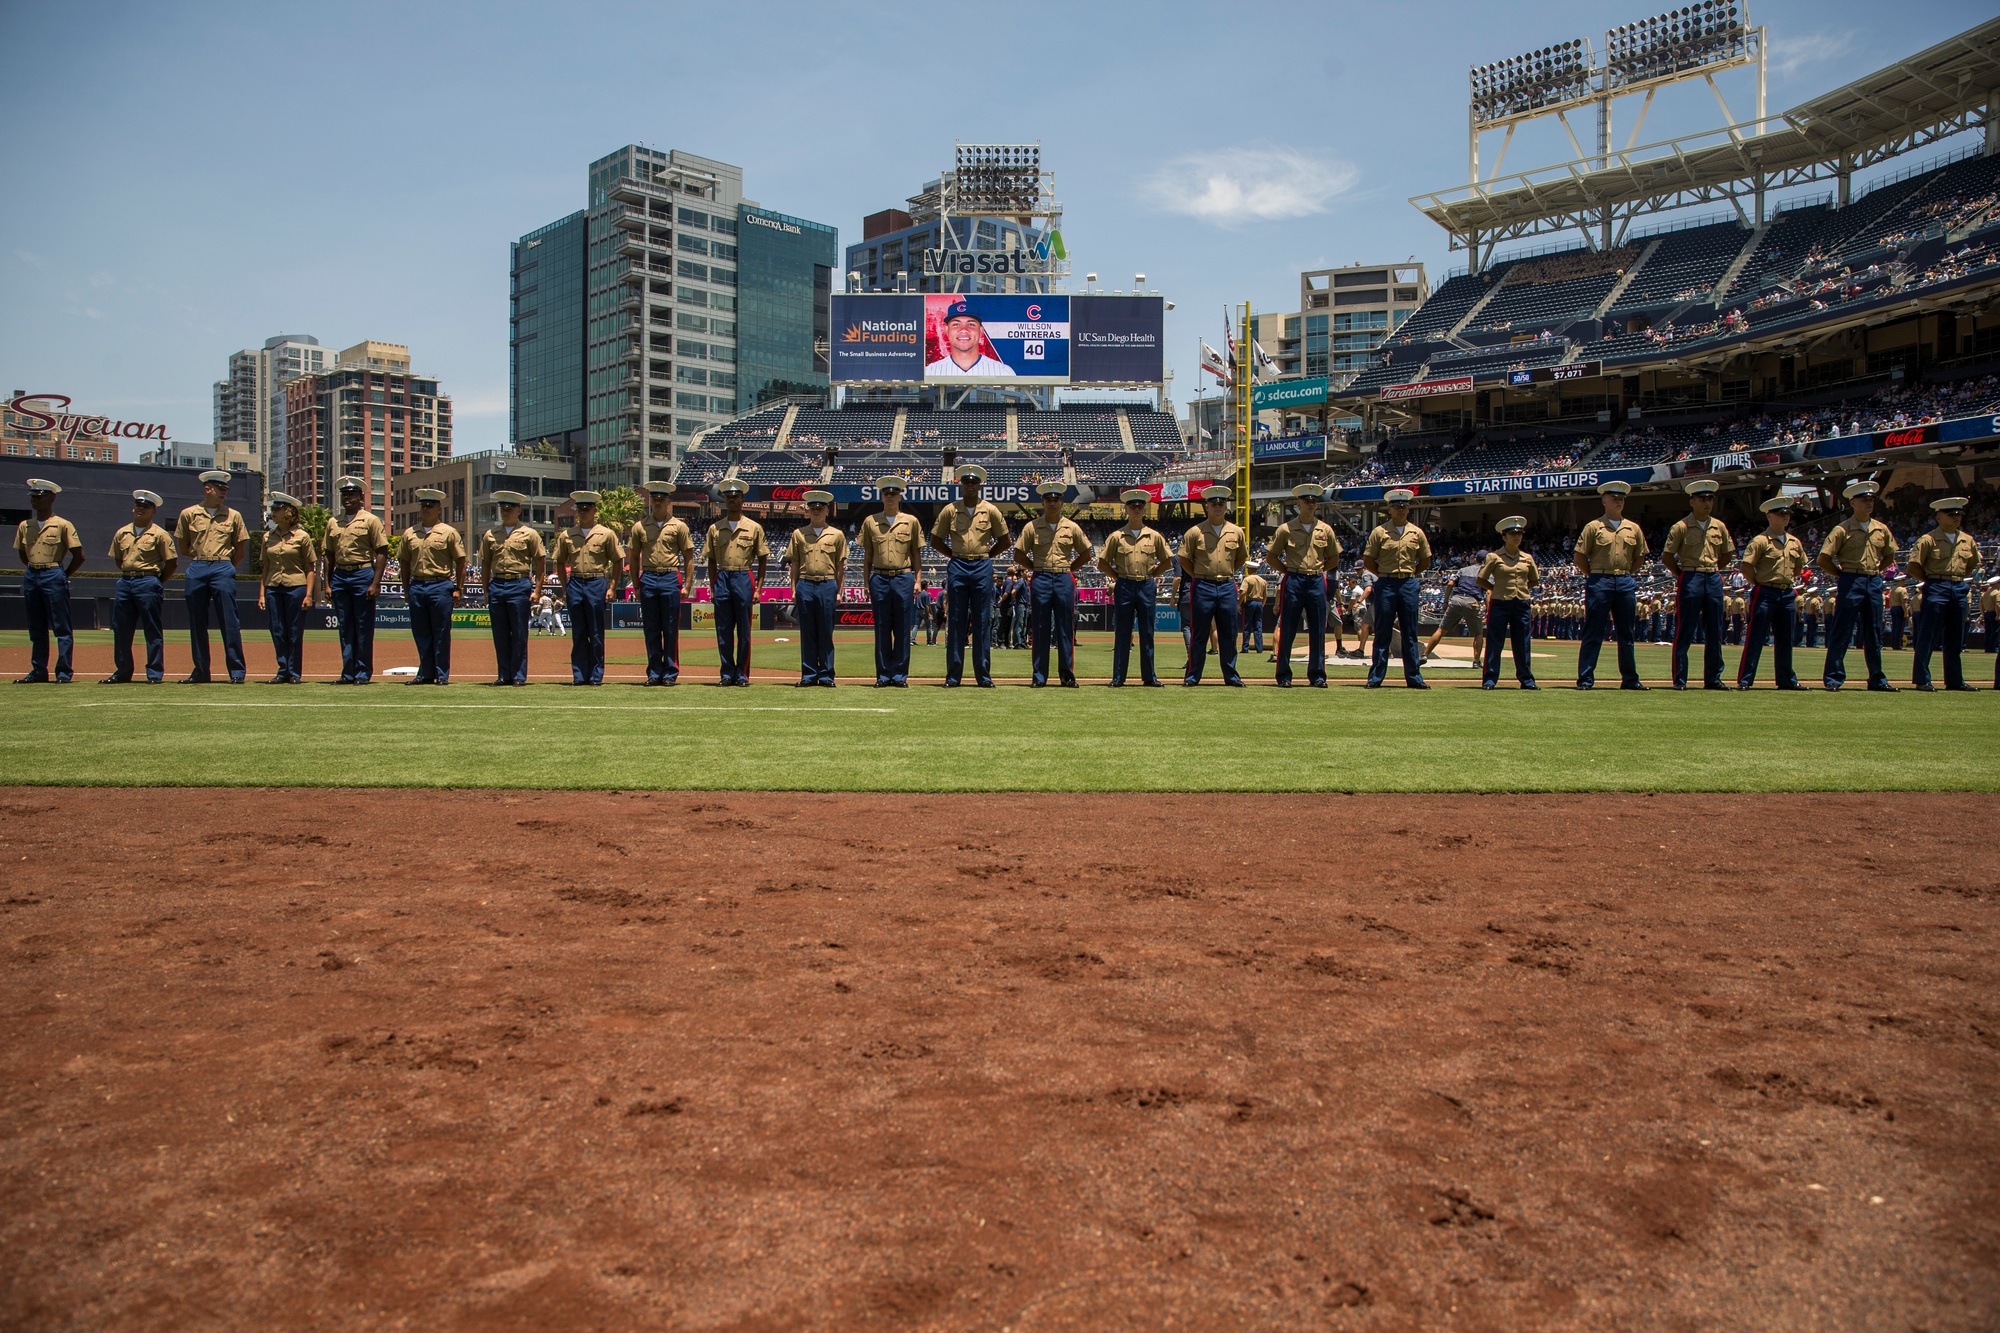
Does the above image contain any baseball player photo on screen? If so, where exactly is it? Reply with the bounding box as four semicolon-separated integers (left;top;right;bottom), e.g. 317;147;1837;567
923;294;1070;381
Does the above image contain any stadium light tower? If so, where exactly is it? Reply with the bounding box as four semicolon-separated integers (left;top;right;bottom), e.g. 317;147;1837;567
1466;3;1765;251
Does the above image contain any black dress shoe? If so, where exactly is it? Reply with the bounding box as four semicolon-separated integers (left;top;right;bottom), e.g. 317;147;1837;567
1947;684;1982;692
1704;683;1729;691
1030;680;1046;688
14;674;49;684
1672;683;1688;691
1520;681;1540;690
1735;682;1754;691
1309;680;1328;688
98;675;129;684
1059;679;1078;688
1622;683;1651;691
1822;682;1842;691
1274;680;1292;688
1480;681;1496;690
178;675;209;684
1142;680;1164;688
1363;681;1383;689
1867;683;1900;693
975;680;994;688
1913;683;1937;692
1574;682;1593;690
1224;679;1245;687
266;676;287;685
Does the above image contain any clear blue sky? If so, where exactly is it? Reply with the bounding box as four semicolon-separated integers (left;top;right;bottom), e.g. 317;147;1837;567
0;0;1988;456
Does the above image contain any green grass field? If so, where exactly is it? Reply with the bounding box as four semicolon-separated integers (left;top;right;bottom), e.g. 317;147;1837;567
5;628;1994;792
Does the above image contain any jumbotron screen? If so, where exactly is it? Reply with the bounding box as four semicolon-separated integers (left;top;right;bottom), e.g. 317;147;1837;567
830;293;1163;385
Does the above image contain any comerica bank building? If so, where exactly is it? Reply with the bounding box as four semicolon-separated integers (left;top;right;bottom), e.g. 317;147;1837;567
511;145;835;491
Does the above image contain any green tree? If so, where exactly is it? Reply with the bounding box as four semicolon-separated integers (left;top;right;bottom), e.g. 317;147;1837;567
299;503;331;551
596;486;643;532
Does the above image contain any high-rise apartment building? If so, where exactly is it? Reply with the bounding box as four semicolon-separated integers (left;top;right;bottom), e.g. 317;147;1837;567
512;145;835;491
212;335;335;478
1276;263;1429;388
283;341;452;511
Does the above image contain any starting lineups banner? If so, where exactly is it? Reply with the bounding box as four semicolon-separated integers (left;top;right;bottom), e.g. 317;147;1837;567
756;482;1037;504
830;294;1162;385
1333;464;1661;501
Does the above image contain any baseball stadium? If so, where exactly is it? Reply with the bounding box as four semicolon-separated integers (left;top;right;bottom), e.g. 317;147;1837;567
4;9;1999;1330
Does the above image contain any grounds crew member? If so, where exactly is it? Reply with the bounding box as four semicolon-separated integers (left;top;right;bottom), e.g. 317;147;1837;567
1363;488;1432;689
1734;495;1809;690
627;482;694;687
705;478;767;686
1014;480;1092;688
1907;496;1983;692
1573;480;1649;690
1479;515;1541;690
1177;484;1248;686
103;489;176;684
321;476;389;684
13;478;84;684
860;476;923;687
1239;565;1269;654
927;463;1009;688
175;470;251;684
1423;550;1487;668
479;491;546;686
1818;479;1899;692
1099;489;1171;687
786;490;845;687
401;488;466;685
1267;482;1339;688
1662;478;1734;690
552;491;625;686
256;492;314;684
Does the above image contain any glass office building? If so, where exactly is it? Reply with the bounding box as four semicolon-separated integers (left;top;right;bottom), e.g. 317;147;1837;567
736;206;835;412
510;212;586;451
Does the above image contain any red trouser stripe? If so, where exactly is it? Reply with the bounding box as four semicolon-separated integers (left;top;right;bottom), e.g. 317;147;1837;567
1736;584;1761;683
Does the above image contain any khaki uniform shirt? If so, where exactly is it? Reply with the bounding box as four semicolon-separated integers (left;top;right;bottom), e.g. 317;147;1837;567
1909;529;1983;581
323;509;388;569
16;515;82;568
401;522;466;582
705;517;767;571
785;525;846;581
1240;573;1268;602
1268;518;1341;576
1741;531;1808;587
259;526;314;587
1015;516;1091;573
1889;585;1908;609
175;506;249;564
480;524;546;581
1664;515;1734;571
1364;523;1431;578
1101;526;1170;580
859;512;923;572
1480;549;1540;600
1575;518;1647;574
629;517;694;574
1820;517;1896;574
552;523;625;578
930;499;1009;559
1178;521;1248;579
110;521;176;576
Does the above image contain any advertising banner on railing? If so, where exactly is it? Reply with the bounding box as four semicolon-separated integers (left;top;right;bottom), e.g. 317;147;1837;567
1807;413;2000;459
1332;464;1661;501
1378;375;1474;403
1254;434;1326;461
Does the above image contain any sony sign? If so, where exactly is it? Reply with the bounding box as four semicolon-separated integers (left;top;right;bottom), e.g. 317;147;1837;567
7;392;170;445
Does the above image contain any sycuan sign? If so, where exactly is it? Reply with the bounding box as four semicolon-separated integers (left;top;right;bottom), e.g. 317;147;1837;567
7;392;170;445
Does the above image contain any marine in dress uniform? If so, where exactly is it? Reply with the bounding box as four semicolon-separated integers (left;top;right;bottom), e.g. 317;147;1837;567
1907;496;1984;692
861;477;924;687
102;489;176;684
1239;568;1269;654
551;492;626;686
175;470;251;684
1818;480;1899;692
1573;480;1650;690
1888;579;1910;651
1981;578;1999;657
1734;496;1810;690
1178;485;1248;686
1100;489;1171;687
628;484;694;686
1801;587;1822;648
1267;483;1340;688
1014;481;1093;687
401;489;466;685
257;492;314;684
479;491;546;685
786;491;846;687
321;477;389;684
13;479;84;684
1663;479;1734;689
927;464;1010;687
1479;516;1541;689
1362;489;1432;689
705;479;768;686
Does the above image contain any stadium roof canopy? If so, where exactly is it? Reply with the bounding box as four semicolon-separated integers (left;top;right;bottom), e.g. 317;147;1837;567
1413;18;2000;264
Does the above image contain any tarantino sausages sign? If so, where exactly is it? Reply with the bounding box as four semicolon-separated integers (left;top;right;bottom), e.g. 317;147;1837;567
7;392;171;445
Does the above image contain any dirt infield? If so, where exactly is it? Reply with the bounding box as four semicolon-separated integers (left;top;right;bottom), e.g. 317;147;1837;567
2;790;1995;1329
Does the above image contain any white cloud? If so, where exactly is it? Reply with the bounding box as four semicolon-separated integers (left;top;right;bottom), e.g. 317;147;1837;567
15;250;43;267
1770;31;1853;79
1139;147;1360;227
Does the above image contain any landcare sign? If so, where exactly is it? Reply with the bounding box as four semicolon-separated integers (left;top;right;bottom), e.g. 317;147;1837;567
7;392;170;446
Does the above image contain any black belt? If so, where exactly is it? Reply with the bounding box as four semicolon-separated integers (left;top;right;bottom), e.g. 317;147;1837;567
872;566;911;573
26;564;59;570
335;563;372;571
